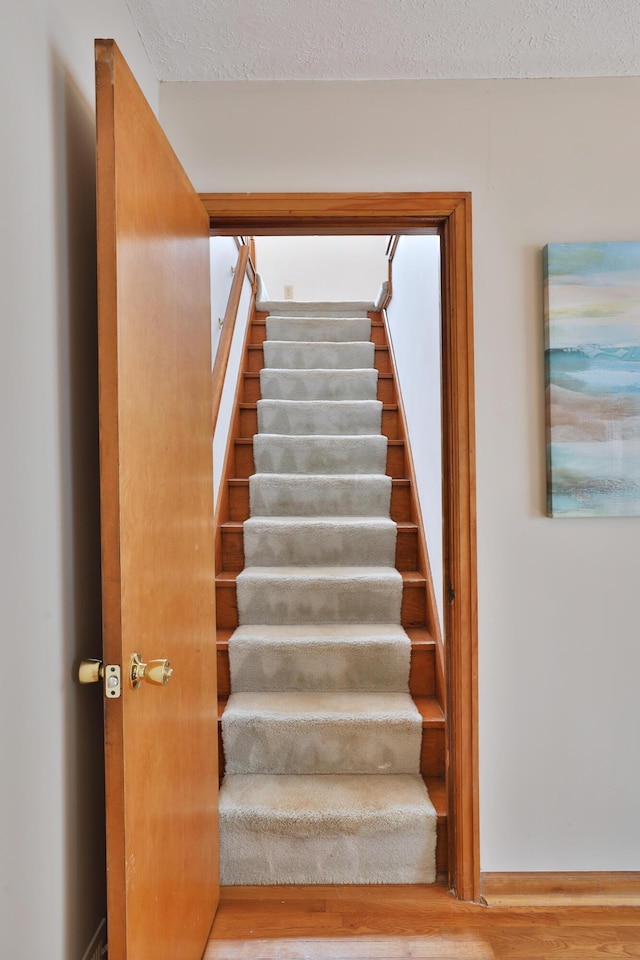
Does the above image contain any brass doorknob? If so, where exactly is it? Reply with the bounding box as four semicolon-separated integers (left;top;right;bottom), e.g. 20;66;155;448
130;652;173;689
78;659;103;684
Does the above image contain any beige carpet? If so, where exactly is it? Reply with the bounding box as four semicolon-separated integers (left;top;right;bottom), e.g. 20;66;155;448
219;303;436;884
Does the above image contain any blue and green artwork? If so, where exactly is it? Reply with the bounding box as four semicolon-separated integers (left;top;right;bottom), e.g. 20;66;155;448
544;242;640;517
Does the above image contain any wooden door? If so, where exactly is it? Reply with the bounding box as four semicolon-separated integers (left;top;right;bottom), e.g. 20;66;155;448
96;40;218;959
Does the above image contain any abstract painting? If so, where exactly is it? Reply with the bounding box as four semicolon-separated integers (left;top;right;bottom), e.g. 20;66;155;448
544;242;640;517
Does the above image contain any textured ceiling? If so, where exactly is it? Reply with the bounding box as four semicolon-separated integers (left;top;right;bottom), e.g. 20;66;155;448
125;0;640;82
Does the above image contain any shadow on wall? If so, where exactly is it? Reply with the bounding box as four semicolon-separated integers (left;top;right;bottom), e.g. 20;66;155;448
51;51;106;959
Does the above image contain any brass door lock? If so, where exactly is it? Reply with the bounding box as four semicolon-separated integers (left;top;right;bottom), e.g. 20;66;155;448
78;660;121;698
129;652;173;689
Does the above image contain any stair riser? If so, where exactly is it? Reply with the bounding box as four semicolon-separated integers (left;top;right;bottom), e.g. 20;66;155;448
221;525;418;571
221;717;422;775
265;317;372;343
255;305;375;318
217;638;435;698
252;436;389;476
256;400;383;437
234;439;404;478
236;577;403;626
219;818;436;885
410;645;436;696
402;584;427;627
240;406;399;439
250;319;386;345
228;637;410;693
249;475;392;518
216;579;426;630
260;369;379;402
228;480;412;522
436;822;447;874
421;729;446;778
216;770;446;877
243;523;397;567
263;341;375;371
242;373;396;404
248;344;391;374
217;717;444;781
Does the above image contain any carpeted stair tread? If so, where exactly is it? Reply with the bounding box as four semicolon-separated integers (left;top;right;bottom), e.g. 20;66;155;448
249;473;392;517
236;565;402;624
257;399;383;436
253;434;388;475
260;368;378;401
266;316;371;343
220;773;433;827
221;691;422;775
218;773;436;884
227;623;410;692
243;516;397;567
263;340;375;370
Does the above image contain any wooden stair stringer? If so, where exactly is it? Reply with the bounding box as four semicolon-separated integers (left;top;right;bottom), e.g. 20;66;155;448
213;291;258;577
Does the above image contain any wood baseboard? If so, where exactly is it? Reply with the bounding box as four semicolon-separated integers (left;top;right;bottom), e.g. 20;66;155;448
481;871;640;906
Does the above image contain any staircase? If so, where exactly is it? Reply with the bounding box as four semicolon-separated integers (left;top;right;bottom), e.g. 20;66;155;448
215;298;447;885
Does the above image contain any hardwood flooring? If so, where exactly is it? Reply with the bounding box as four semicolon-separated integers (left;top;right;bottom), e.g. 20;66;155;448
205;883;640;959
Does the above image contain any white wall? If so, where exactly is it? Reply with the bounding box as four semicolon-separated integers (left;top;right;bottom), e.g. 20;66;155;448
160;76;640;872
254;235;388;302
0;3;157;957
386;236;443;632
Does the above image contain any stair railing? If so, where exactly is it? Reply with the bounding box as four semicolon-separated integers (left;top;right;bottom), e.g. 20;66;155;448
211;240;256;432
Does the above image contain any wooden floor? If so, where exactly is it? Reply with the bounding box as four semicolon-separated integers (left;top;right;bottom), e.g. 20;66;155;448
206;883;640;959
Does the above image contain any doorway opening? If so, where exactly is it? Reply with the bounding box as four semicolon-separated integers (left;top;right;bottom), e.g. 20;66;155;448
203;192;479;902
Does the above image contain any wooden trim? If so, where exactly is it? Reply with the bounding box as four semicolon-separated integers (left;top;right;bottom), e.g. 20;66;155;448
481;872;640;907
201;192;447;235
212;245;250;431
95;39;127;953
200;192;479;902
213;290;257;574
249;238;257;290
234;234;256;286
440;197;479;902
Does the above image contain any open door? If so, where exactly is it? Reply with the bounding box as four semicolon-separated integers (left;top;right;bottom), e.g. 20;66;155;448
95;40;219;959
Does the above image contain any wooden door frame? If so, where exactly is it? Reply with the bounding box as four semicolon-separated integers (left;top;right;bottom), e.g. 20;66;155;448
199;192;479;901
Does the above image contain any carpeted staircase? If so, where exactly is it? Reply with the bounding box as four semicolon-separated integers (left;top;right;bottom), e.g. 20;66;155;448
217;300;441;885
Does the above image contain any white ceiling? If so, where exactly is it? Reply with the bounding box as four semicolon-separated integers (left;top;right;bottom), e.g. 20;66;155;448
125;0;640;82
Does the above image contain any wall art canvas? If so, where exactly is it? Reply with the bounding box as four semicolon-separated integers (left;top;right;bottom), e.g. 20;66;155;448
544;242;640;517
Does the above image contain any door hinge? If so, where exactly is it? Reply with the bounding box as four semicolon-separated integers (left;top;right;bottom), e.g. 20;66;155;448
447;584;456;604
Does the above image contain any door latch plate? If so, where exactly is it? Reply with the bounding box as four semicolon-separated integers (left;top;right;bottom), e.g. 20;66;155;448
104;664;121;698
